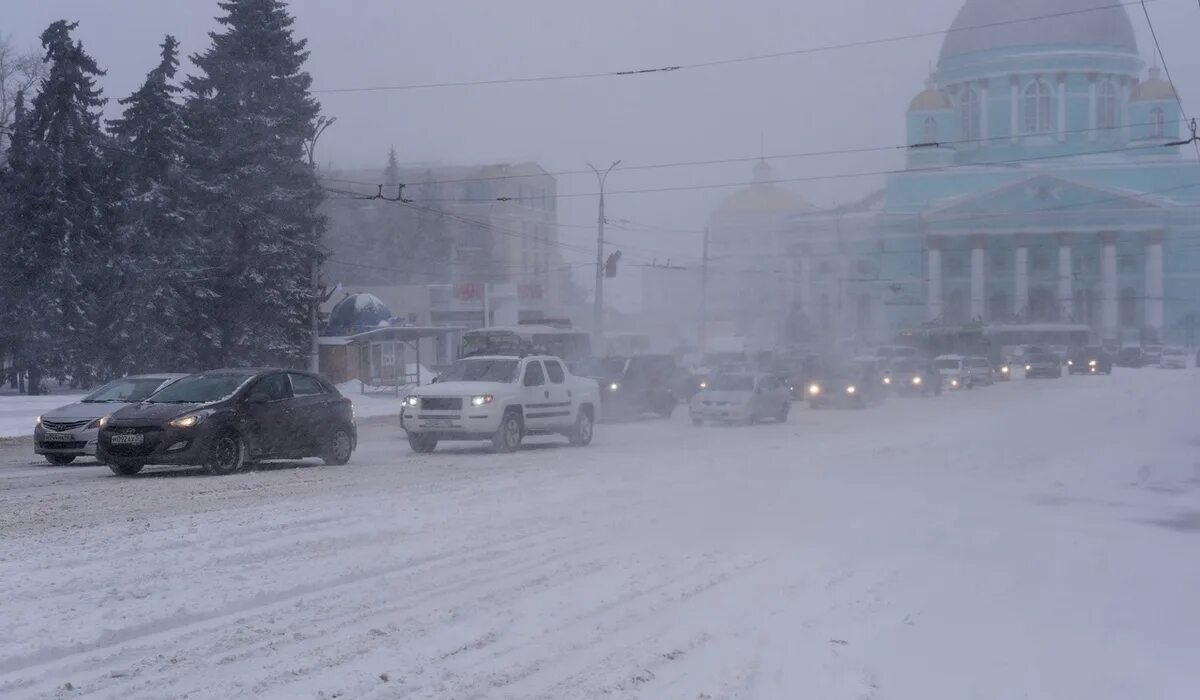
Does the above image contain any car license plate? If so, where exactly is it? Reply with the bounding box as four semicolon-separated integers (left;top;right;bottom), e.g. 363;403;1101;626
43;432;74;442
425;418;453;428
110;434;144;445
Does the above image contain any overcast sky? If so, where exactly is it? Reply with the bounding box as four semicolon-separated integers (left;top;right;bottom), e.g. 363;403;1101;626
6;0;1199;308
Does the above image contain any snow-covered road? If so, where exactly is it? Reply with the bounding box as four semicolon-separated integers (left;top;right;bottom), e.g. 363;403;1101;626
2;370;1199;699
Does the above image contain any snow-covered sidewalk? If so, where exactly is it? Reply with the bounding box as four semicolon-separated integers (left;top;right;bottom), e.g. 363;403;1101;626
1;369;1198;698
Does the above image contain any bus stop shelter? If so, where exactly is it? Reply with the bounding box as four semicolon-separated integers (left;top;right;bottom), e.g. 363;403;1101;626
319;325;464;392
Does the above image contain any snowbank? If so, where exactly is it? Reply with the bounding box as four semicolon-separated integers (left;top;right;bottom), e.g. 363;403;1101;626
0;394;87;438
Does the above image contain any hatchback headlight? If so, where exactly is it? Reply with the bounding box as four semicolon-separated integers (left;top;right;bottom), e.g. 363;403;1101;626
168;412;207;429
35;415;42;426
405;396;420;408
86;416;109;430
846;385;857;395
882;377;891;385
470;395;494;407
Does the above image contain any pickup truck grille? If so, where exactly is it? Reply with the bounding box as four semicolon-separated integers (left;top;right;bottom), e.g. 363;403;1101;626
421;397;463;411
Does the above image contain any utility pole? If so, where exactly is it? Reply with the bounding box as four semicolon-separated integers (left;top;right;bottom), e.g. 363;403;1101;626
587;160;621;338
698;226;710;350
306;115;336;372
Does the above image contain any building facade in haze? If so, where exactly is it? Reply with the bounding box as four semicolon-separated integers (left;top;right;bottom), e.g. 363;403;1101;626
780;0;1200;350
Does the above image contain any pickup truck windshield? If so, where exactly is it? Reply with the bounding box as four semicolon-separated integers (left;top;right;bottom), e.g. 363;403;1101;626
709;375;755;391
438;359;519;383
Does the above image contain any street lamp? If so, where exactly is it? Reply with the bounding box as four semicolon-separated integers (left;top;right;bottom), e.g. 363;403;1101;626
587;160;620;337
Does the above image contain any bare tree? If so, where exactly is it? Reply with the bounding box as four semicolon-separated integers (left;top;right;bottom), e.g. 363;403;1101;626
0;34;46;153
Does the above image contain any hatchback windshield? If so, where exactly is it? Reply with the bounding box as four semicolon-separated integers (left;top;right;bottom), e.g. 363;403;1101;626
709;375;755;392
438;359;519;383
146;374;254;403
82;377;171;403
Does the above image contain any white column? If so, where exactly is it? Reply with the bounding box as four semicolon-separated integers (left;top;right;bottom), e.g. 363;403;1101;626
1100;232;1119;339
1145;232;1165;337
798;246;814;320
971;236;986;321
927;242;943;323
1088;73;1098;142
1010;76;1021;144
1057;73;1067;142
1058;234;1074;321
979;81;990;140
1014;237;1029;319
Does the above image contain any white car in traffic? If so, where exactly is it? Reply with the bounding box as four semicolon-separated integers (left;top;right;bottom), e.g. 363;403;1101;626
402;355;600;453
1159;346;1188;369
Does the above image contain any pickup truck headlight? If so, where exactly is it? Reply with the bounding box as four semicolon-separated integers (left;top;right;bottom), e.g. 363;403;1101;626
1088;359;1097;367
404;396;420;408
470;395;494;407
1001;366;1010;374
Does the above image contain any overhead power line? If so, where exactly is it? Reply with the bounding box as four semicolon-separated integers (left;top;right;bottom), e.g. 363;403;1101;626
316;117;1184;191
1139;0;1200;162
313;1;1150;94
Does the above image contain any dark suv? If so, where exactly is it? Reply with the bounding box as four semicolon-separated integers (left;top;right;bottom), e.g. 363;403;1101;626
1068;346;1113;375
98;369;356;476
574;354;679;419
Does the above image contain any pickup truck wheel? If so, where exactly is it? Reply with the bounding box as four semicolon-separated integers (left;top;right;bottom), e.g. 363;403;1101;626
45;454;76;466
407;433;437;454
569;409;594;447
108;460;143;476
492;411;523;453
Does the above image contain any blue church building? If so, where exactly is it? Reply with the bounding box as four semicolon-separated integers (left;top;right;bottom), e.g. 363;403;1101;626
783;0;1200;349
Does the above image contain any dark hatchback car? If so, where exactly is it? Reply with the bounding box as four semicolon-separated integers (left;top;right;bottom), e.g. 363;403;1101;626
98;369;356;476
1067;346;1113;375
807;363;884;409
885;358;943;396
1116;346;1146;368
574;354;679;419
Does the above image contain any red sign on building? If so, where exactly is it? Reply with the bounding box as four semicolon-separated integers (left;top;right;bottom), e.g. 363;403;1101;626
455;282;484;302
518;283;544;302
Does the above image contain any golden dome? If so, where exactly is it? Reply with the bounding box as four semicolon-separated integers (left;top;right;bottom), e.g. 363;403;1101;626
909;88;951;112
715;160;812;214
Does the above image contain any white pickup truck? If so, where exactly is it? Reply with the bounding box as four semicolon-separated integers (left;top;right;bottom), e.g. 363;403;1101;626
401;354;601;454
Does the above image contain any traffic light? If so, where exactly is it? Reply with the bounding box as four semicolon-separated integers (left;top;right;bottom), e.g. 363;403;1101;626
605;250;622;278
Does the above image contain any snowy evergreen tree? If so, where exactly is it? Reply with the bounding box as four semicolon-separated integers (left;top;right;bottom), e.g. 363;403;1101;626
182;0;326;368
106;35;194;374
0;21;114;390
383;145;399;187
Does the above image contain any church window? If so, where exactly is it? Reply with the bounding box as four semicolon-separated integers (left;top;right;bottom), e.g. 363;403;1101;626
1022;81;1054;134
1151;107;1166;138
923;117;938;143
960;87;980;140
1097;80;1118;130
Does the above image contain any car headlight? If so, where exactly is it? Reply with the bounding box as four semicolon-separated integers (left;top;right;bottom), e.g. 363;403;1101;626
1025;365;1032;371
882;377;891;385
470;395;494;407
168;412;207;429
951;379;959;387
846;385;857;395
1088;359;1097;367
808;384;821;396
1001;366;1010;373
35;415;42;426
609;383;620;392
1067;360;1074;366
699;381;707;390
912;376;922;385
405;396;420;408
86;415;109;430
